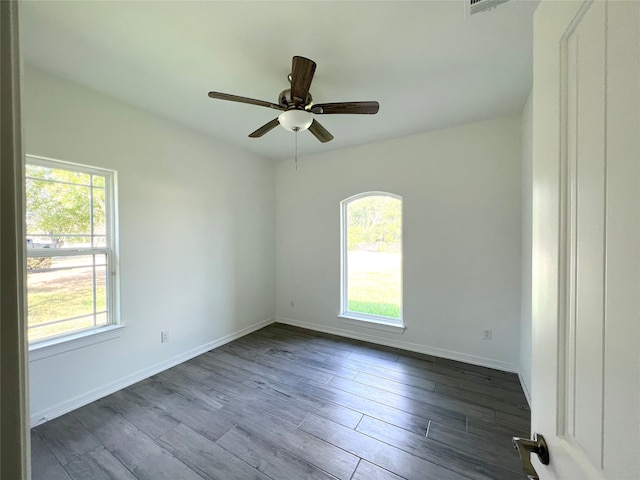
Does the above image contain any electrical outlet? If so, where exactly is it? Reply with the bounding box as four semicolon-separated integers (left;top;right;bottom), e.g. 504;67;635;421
290;300;295;308
483;329;492;340
161;330;169;343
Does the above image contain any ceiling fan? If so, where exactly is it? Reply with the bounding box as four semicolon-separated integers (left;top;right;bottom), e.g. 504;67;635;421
207;56;379;143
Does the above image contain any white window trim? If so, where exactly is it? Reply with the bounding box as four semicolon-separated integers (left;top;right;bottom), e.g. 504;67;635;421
340;191;404;329
25;154;121;356
338;314;406;333
29;324;125;361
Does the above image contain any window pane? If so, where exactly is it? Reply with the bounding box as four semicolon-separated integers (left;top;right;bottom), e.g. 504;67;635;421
95;312;108;327
26;177;91;241
92;175;105;187
92;186;106;237
92;236;107;248
26;164;110;250
27;255;107;342
96;264;107;313
26;234;93;249
28;316;98;343
346;195;402;320
26;164;90;185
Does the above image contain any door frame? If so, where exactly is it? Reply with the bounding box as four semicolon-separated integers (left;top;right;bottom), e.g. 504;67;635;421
0;1;31;478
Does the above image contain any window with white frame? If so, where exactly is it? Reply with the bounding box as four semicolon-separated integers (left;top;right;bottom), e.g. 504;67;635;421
25;155;118;344
340;192;403;327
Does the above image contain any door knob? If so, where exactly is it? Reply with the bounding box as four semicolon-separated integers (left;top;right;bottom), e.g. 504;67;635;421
512;432;550;480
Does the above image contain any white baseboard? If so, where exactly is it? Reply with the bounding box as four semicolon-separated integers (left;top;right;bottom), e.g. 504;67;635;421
30;317;276;427
276;316;519;374
518;371;532;408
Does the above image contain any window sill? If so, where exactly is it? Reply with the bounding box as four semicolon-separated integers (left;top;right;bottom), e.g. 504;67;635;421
338;314;406;334
29;324;125;362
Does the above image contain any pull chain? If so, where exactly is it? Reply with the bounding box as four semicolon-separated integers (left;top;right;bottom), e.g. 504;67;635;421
293;126;299;170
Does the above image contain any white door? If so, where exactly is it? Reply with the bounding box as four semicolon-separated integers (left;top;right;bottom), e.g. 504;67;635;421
530;0;640;479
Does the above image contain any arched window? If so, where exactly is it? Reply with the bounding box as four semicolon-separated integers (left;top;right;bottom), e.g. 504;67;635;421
340;192;402;327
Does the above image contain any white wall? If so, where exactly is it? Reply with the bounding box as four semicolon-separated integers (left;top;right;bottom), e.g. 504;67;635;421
520;91;533;403
23;66;276;423
275;115;522;371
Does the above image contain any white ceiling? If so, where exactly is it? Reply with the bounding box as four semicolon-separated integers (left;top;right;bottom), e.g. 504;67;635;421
19;0;538;160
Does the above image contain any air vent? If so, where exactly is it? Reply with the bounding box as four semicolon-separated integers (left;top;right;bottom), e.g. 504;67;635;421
470;0;509;15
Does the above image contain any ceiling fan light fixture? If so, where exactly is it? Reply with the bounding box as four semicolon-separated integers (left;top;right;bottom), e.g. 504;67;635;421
278;109;313;132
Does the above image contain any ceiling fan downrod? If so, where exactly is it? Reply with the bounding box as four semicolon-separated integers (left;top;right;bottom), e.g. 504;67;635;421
293;126;300;170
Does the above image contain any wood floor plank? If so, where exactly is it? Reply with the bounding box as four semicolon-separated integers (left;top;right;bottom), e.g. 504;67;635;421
354;370;436;393
220;343;334;384
325;375;476;426
435;380;529;409
72;402;204;480
353;372;495;421
158;423;269;480
434;356;522;381
202;369;363;428
216;425;341;480
35;414;101;465
136;380;359;480
131;378;236;442
274;346;462;389
63;446;138;480
212;351;308;386
217;336;275;355
344;344;401;363
400;353;522;385
351;460;405;480
264;347;359;380
152;367;227;411
169;357;222;382
296;379;465;433
189;351;350;430
466;416;530;448
216;404;360;480
346;350;523;394
355;415;524;480
426;421;522;473
350;364;443;392
495;410;531;431
190;351;265;381
252;329;353;359
264;324;355;356
272;324;404;363
98;389;180;440
435;383;530;419
299;413;468;480
192;369;312;428
30;432;73;480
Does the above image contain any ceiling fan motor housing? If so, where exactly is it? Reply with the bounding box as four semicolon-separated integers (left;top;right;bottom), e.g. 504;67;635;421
279;89;312;109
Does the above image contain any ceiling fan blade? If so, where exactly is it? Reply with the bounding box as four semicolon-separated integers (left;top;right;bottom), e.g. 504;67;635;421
308;119;334;143
208;92;284;111
249;118;280;138
290;56;316;105
311;101;379;115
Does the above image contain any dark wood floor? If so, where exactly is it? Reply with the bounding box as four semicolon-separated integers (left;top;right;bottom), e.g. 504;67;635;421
31;323;530;480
